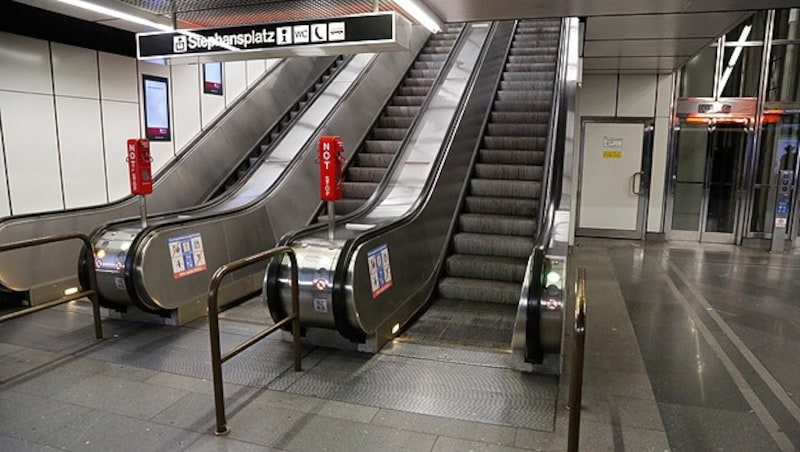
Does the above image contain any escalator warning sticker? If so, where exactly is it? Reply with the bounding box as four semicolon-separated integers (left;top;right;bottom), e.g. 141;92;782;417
169;233;207;279
367;243;393;298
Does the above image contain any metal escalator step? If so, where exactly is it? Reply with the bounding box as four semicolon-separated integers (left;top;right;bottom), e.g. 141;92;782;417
502;72;556;82
507;47;558;55
414;61;444;70
470;179;542;198
490;111;551;124
474;163;544;181
452;232;535;259
479;149;546;165
409;69;441;78
398;86;431;97
347;167;387;182
482;136;547;150
403;77;435;87
355;153;394;168
446;254;528;282
342;181;379;198
512;36;560;45
378;116;414;128
486;123;549;137
385;106;421;116
507;55;557;64
459;213;538;236
392;96;426;107
499;81;554;91
437;277;521;305
418;53;448;62
423;46;456;54
491;101;551;113
504;63;557;73
464;196;539;216
363;140;401;153
496;90;553;102
330;198;365;215
372;128;407;140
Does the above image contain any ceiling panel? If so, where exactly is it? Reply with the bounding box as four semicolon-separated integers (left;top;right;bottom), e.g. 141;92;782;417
584;12;750;40
583;39;711;58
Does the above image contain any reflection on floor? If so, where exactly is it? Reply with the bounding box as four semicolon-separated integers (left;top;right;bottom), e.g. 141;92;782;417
3;238;797;450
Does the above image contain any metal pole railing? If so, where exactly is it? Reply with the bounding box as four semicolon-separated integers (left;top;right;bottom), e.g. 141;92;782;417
567;267;587;452
0;232;102;340
207;246;301;436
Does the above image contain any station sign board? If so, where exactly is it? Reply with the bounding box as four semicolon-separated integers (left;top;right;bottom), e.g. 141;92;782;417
137;12;411;63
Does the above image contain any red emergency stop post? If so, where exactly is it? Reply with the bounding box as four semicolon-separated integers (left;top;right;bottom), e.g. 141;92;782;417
319;136;343;201
127;138;153;195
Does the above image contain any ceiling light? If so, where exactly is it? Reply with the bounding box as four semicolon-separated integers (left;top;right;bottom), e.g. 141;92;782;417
392;0;443;33
55;0;173;32
718;25;752;96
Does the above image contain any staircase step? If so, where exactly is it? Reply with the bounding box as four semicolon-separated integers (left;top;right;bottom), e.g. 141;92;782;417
446;254;528;282
459;213;538;236
437;277;521;305
453;232;535;259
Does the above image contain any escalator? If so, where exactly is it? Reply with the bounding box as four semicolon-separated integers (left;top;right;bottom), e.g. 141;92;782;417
0;56;341;304
316;24;462;220
266;18;576;373
88;25;473;316
401;20;560;350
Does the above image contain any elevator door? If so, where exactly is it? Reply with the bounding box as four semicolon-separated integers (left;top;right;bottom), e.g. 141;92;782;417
668;120;750;243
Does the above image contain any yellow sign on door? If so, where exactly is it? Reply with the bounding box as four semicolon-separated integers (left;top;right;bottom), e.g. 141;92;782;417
602;150;623;159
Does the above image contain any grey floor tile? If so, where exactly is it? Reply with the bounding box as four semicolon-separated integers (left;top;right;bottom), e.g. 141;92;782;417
372;409;516;446
432;436;527;452
317;399;379;423
52;374;190;420
619;425;671;452
39;408;201;452
0;391;94;443
0;434;59;451
269;415;437;452
185;434;281;452
101;363;161;382
658;402;780;452
577;394;664;432
513;427;566;451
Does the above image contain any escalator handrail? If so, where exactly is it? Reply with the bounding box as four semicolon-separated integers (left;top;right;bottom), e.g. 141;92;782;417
0;57;291;225
523;18;571;361
275;24;470;247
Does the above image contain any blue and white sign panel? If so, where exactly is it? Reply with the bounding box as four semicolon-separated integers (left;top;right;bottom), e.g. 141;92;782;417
168;232;207;279
367;243;393;298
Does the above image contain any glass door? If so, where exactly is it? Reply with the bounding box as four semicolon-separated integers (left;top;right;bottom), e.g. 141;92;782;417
668;119;751;243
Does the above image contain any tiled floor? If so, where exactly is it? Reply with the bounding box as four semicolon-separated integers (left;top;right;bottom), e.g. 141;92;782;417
3;237;798;451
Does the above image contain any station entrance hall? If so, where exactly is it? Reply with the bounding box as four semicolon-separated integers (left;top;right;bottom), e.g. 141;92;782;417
2;1;800;451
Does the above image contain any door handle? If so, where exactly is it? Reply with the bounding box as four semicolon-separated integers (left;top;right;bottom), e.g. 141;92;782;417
631;171;645;196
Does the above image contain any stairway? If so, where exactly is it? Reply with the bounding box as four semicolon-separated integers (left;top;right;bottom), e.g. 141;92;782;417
208;56;346;200
402;20;561;350
316;24;463;221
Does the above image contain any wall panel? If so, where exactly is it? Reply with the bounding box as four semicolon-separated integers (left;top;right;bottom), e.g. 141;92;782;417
51;43;99;99
171;64;201;154
618;75;657;117
580;74;617;116
224;61;247;106
648;117;670;232
0;92;63;214
0;32;53;95
102;100;139;201
99;51;137;102
56;96;107;208
246;60;266;87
